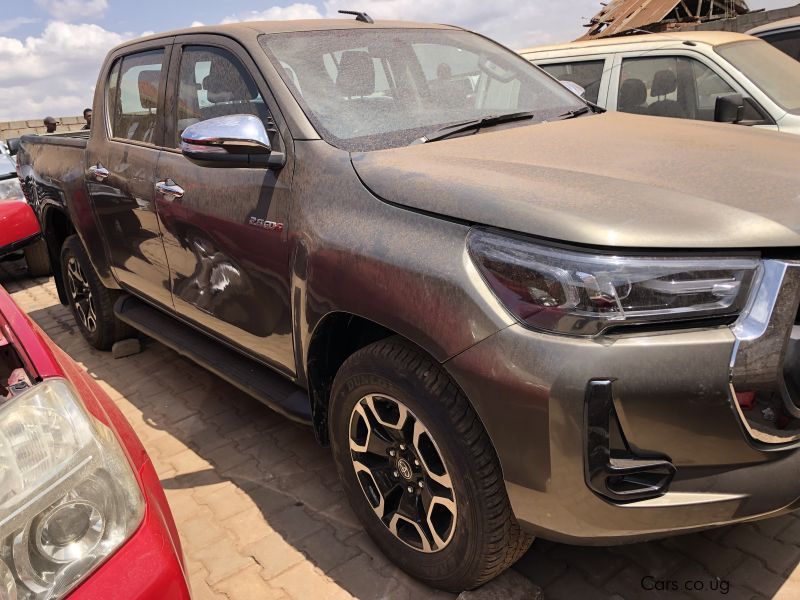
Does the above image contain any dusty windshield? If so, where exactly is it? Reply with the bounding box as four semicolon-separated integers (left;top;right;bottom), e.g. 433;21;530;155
716;39;800;114
260;28;585;151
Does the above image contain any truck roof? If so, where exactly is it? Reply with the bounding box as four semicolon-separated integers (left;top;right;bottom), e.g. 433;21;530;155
518;30;753;55
112;18;459;52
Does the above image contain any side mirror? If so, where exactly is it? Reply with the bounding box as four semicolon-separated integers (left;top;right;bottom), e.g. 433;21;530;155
560;80;586;98
714;93;744;124
7;138;19;156
180;114;284;168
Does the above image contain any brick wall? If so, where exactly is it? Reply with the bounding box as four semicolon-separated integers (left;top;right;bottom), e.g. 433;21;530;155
686;2;800;33
0;116;88;140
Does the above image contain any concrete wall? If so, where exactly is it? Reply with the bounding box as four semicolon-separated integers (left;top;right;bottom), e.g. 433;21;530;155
686;2;800;33
0;116;87;140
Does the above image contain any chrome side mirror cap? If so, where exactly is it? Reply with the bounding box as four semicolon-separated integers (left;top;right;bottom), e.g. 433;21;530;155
180;114;284;168
560;80;586;98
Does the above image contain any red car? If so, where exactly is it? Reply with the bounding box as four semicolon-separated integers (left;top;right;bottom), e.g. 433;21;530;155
0;284;191;599
0;155;49;277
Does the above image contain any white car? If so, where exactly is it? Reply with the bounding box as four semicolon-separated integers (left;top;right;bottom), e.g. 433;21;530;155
520;31;800;135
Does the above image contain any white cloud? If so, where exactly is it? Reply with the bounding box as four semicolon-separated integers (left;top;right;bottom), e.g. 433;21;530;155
221;4;324;24
0;21;130;120
0;18;39;35
34;0;109;23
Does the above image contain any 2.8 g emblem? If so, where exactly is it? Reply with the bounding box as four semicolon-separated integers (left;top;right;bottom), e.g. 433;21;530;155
248;217;284;232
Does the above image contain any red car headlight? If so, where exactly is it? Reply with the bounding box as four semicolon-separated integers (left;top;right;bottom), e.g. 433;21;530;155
0;379;144;599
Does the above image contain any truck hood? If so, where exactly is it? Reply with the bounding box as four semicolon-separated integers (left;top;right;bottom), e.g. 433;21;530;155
351;112;800;249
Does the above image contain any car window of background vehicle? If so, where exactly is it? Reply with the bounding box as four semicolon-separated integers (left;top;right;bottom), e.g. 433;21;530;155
617;55;737;121
717;40;800;114
540;60;605;104
760;30;800;61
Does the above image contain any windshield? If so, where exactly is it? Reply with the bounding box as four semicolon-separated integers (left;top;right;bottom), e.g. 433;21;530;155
716;39;800;114
260;28;585;151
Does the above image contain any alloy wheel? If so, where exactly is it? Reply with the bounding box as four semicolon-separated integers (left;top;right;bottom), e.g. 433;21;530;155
66;257;97;333
348;394;457;553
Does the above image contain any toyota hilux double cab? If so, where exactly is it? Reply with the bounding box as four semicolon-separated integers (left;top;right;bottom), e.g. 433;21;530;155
16;15;800;592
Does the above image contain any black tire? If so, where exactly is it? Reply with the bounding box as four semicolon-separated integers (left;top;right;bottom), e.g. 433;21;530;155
329;337;533;592
60;235;133;350
24;239;51;277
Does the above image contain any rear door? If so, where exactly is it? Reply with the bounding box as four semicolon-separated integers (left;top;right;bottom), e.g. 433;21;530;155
86;42;174;308
154;34;296;376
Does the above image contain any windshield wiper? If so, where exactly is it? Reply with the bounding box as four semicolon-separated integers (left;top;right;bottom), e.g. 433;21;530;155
414;111;536;144
557;106;593;120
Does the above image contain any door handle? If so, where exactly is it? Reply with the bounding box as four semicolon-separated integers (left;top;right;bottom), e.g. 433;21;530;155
155;179;185;201
88;164;109;182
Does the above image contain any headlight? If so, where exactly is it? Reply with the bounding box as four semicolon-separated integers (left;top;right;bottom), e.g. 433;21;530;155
0;379;144;599
468;229;760;336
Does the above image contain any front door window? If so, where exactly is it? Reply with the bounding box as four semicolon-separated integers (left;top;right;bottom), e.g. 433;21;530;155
618;55;735;121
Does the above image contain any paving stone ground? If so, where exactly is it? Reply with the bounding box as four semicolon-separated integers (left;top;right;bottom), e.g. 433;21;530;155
2;258;800;599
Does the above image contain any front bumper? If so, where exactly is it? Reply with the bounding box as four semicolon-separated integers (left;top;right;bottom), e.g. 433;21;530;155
445;261;800;544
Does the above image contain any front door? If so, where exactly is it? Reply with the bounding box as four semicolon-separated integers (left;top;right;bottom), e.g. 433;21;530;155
86;45;173;308
155;38;295;375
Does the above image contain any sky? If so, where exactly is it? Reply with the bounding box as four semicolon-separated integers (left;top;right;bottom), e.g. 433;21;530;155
0;0;793;121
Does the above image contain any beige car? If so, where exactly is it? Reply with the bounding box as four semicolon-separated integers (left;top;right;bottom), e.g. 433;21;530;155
520;31;800;135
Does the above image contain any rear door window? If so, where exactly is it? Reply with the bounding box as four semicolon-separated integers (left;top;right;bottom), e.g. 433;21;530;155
109;49;166;144
540;60;605;104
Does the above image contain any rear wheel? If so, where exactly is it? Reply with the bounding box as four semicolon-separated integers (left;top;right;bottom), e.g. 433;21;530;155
329;337;532;592
60;235;132;350
23;239;51;277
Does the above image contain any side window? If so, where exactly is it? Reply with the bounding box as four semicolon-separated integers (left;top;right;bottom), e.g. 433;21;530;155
540;60;605;104
761;31;800;61
105;59;120;131
175;46;270;146
618;56;735;121
112;49;165;144
689;59;736;115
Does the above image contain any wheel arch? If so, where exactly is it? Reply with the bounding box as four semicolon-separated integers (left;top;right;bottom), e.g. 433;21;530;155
41;206;76;305
306;312;396;445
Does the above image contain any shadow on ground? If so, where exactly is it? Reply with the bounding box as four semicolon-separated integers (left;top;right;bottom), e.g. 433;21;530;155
2;258;798;600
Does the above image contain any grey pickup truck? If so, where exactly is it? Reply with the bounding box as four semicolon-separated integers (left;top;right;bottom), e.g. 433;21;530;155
17;14;800;592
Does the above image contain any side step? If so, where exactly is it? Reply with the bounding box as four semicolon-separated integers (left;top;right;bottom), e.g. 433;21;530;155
114;295;312;425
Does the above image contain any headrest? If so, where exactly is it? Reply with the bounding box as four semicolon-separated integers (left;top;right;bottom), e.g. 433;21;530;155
620;78;646;108
336;50;375;98
651;70;677;97
204;58;258;104
138;70;161;110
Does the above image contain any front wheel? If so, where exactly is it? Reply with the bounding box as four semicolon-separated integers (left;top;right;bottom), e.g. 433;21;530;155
60;235;132;350
329;337;532;592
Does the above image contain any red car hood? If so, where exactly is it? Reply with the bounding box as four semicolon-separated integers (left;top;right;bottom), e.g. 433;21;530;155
0;200;39;251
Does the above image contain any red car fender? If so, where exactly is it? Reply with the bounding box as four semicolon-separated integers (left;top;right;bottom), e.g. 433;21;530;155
0;201;40;251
